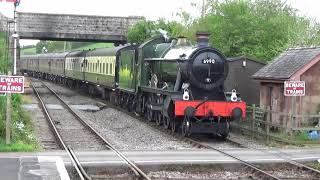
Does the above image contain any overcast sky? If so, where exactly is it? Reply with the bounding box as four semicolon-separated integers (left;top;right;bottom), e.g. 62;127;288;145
0;0;319;45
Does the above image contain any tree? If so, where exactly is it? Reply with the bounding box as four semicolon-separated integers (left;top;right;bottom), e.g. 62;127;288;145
126;20;156;44
0;32;9;74
185;0;320;62
126;19;185;44
36;41;49;53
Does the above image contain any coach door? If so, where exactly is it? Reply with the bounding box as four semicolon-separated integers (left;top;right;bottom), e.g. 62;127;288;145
81;56;86;81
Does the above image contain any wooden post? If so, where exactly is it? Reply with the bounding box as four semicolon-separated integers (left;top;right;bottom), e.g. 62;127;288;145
291;96;297;135
5;71;12;144
251;104;256;139
266;106;271;143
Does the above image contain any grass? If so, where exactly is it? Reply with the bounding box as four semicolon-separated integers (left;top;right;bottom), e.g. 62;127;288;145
0;95;39;152
231;122;320;147
72;42;113;51
21;47;36;55
21;43;114;55
0;139;37;152
305;162;320;170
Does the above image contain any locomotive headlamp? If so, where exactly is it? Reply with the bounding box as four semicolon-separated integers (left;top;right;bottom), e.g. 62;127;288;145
183;89;190;100
182;83;190;101
231;89;238;102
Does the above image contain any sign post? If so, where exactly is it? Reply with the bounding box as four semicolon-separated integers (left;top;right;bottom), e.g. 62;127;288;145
5;89;11;144
1;0;21;144
0;74;24;144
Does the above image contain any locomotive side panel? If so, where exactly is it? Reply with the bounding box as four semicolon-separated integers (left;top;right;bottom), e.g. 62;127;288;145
118;50;136;91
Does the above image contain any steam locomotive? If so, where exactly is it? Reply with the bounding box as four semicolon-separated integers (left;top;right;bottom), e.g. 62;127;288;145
21;32;246;138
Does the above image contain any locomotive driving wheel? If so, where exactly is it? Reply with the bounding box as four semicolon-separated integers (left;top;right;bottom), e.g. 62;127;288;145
171;119;177;133
146;96;154;122
155;112;163;126
155;96;163;126
163;116;170;129
146;105;154;122
182;116;191;137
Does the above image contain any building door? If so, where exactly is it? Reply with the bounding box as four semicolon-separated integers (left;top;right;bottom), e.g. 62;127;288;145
268;86;273;110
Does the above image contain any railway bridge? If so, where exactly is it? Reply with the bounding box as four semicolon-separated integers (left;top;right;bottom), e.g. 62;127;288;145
0;12;143;72
15;12;143;42
1;12;143;42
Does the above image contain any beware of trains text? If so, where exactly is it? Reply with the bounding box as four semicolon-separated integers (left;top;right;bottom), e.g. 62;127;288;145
0;76;24;93
284;81;305;96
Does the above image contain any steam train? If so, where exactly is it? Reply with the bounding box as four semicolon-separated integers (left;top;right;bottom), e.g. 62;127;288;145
21;33;246;138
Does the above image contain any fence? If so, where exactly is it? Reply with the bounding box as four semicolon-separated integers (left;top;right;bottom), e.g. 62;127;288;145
231;105;320;145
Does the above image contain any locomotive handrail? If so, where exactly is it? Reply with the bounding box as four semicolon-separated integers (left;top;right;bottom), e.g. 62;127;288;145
144;57;186;62
140;86;181;95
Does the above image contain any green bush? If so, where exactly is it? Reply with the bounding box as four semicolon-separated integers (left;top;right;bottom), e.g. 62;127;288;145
0;95;39;152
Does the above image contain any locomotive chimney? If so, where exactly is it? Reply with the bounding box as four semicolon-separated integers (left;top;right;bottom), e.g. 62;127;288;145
196;32;210;47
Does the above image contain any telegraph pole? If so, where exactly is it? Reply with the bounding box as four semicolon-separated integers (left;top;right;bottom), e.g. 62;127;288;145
6;0;20;144
13;1;19;75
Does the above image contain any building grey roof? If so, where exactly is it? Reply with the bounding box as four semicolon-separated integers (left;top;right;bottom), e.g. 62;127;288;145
252;47;320;80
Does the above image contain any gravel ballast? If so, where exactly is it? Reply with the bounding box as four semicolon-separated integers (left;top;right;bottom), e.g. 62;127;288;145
44;82;199;150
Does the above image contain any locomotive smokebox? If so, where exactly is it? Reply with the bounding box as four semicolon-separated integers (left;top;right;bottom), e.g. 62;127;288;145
196;32;211;47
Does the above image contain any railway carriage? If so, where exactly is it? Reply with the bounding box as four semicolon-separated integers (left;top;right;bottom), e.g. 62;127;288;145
21;33;246;138
21;55;39;75
65;51;86;81
49;52;68;80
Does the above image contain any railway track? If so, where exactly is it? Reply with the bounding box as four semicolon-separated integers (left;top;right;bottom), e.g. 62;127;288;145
36;79;320;179
56;84;279;179
93;90;320;179
31;79;150;180
226;137;320;179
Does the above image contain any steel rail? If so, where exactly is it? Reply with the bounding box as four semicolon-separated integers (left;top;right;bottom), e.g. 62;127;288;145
40;81;151;180
187;139;281;180
36;79;280;179
31;82;90;180
94;96;280;179
226;137;320;178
